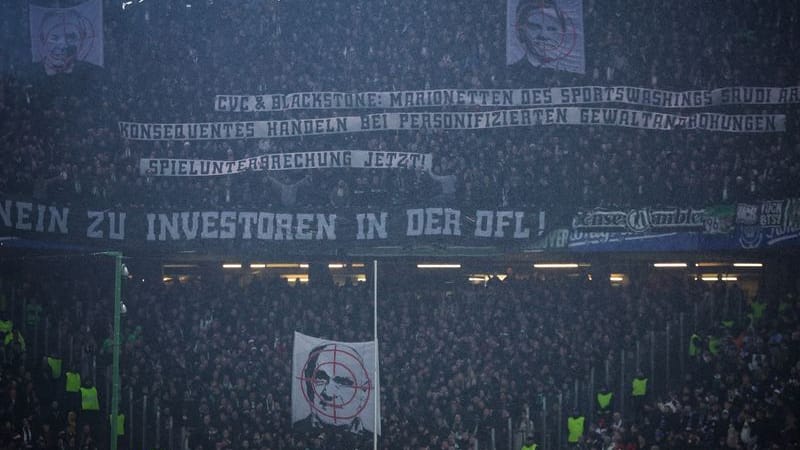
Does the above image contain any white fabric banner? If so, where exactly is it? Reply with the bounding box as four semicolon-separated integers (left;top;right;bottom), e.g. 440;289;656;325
29;0;103;75
140;150;432;176
119;108;785;140
292;332;380;435
215;86;800;112
507;0;585;73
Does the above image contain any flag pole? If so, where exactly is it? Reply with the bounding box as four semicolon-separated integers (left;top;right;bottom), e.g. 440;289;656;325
373;259;378;450
109;252;122;450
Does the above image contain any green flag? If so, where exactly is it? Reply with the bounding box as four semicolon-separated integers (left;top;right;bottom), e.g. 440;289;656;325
708;336;721;355
632;377;648;396
47;357;62;379
597;391;613;410
567;416;585;443
689;334;700;356
66;372;81;392
110;414;125;436
80;387;100;410
703;204;735;233
4;331;25;351
750;301;766;320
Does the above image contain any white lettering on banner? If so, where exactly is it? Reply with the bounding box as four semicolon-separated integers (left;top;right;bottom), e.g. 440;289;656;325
474;211;494;237
577;109;782;132
140;150;432;177
573;207;707;233
145;211;337;241
406;209;424;236
405;208;462;236
118;121;258;140
121;109;785;141
15;202;32;230
356;212;388;240
0;197;547;242
0;200;69;234
471;210;530;238
139;208;534;241
214;86;800;112
86;211;126;239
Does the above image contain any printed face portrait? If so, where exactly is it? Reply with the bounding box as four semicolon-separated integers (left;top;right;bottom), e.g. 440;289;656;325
302;343;372;426
37;10;94;74
516;0;569;65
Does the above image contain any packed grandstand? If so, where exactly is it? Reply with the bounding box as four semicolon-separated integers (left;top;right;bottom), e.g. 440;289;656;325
1;0;799;449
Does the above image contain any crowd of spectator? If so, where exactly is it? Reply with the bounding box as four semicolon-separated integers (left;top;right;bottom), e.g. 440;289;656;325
1;1;799;220
1;259;798;449
2;1;800;448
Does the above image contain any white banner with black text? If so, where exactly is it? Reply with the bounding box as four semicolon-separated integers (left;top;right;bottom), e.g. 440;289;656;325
140;150;432;176
215;86;800;112
119;108;785;140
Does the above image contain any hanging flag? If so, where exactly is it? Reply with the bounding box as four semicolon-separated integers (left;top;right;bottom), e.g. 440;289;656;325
291;331;380;435
29;0;104;75
507;0;585;73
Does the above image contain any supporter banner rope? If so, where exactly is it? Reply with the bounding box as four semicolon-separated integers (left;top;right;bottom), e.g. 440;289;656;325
119;108;785;140
214;86;800;112
139;150;432;176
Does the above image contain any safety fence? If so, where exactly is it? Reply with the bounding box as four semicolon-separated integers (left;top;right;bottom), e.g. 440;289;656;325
8;281;748;450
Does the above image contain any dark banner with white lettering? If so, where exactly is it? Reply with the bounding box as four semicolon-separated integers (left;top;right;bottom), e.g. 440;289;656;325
567;200;800;251
5;197;800;254
571;205;736;234
0;198;545;254
565;227;800;252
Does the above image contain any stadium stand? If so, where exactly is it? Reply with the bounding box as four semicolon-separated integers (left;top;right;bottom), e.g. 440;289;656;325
1;0;799;449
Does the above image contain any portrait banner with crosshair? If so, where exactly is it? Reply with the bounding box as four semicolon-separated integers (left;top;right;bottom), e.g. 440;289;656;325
29;0;104;75
291;332;380;435
507;0;585;73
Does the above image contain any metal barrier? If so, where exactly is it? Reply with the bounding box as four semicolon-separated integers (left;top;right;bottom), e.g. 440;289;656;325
486;289;746;449
19;282;748;450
